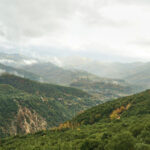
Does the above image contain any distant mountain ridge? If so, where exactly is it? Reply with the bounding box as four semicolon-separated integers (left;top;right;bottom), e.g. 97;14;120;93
60;56;150;89
23;62;115;85
0;63;41;81
0;52;149;90
0;53;142;101
70;79;142;101
0;52;37;67
1;52;150;89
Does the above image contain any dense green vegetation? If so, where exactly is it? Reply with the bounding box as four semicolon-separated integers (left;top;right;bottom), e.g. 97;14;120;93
0;84;71;137
0;74;102;113
0;74;90;98
0;74;101;138
71;90;150;125
1;89;150;149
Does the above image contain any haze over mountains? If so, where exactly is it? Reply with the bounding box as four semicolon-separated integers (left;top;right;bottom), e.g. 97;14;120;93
0;52;150;89
60;56;150;84
1;0;150;149
0;51;148;139
0;51;147;108
0;34;150;149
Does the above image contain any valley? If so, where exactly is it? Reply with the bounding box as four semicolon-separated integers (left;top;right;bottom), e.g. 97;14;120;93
0;53;149;150
1;90;150;149
0;74;101;137
0;1;150;149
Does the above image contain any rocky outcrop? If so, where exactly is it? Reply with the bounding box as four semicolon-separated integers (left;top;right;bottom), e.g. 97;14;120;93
8;106;47;135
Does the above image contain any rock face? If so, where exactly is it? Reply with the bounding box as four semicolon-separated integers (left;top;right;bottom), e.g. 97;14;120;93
4;107;47;136
0;74;101;138
16;106;47;134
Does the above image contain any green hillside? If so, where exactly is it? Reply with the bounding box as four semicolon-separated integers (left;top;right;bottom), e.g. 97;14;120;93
0;74;101;138
0;84;70;137
71;90;150;125
1;90;150;149
0;73;89;98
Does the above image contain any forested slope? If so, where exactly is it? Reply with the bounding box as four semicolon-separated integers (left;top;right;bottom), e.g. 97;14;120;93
0;74;101;138
1;90;150;150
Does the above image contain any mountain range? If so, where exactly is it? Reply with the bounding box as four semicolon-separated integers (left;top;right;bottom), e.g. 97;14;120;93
70;78;142;101
0;74;100;137
0;52;150;150
0;52;143;101
1;89;150;149
60;56;150;89
0;63;41;81
1;52;150;89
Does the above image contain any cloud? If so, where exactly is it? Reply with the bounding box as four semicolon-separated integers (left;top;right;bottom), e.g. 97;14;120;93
0;59;15;64
0;69;6;75
0;0;150;62
23;59;37;65
131;40;150;47
0;0;124;43
117;0;150;5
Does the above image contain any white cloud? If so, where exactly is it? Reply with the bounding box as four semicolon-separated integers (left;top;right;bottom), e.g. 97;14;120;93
0;69;6;74
23;59;37;65
0;59;15;64
0;0;150;62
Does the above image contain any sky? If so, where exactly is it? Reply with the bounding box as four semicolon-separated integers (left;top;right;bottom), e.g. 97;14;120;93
0;0;150;62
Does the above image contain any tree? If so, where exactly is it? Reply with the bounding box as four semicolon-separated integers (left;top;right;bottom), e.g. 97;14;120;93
80;139;99;150
135;143;150;150
106;132;135;150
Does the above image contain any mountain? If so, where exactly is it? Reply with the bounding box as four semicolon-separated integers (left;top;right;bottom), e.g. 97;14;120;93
70;78;142;101
71;89;150;125
59;56;144;78
1;52;150;89
0;74;101;137
22;62;142;101
67;59;145;80
0;52;143;99
125;62;150;88
0;53;105;85
0;84;70;137
23;62;110;85
0;63;41;81
1;90;150;149
0;52;37;67
61;56;150;89
1;52;149;90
